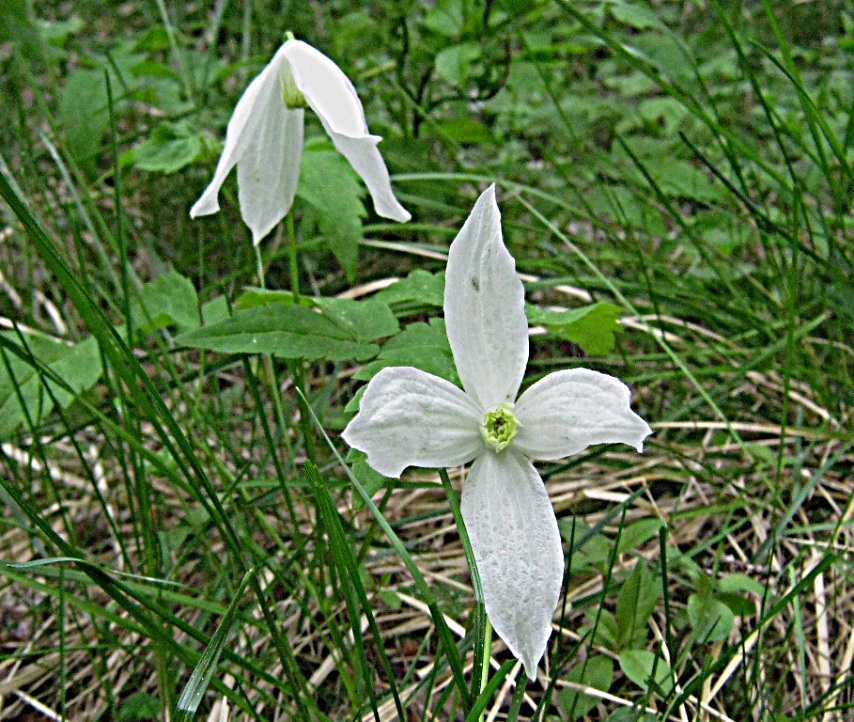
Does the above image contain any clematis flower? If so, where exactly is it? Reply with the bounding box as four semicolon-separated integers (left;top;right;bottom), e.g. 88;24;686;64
190;37;410;245
343;186;652;681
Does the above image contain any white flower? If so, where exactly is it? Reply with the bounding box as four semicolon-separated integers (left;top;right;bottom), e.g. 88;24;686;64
343;185;652;681
190;37;410;245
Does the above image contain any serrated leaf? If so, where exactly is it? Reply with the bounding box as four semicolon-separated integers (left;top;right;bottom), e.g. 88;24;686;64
354;318;458;384
132;270;200;332
374;270;445;308
297;144;366;281
557;656;613;720
314;297;399;344
619;650;674;697
526;301;622;355
175;304;379;361
0;333;103;438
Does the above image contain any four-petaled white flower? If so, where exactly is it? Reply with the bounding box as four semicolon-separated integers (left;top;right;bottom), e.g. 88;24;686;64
343;185;652;681
191;37;410;245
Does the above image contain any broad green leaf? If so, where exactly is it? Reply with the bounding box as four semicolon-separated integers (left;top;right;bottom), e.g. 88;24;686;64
687;591;735;643
60;69;108;172
718;572;766;597
619;649;674;697
297;143;366;281
0;333;103;438
132;270;200;332
128;124;204;174
235;288;305;311
374;270;445;308
557;656;613;720
314;297;399;344
527;301;622;355
175;304;379;362
435;42;481;86
609;2;665;30
118;692;160;721
424;0;464;36
201;297;230;325
616;518;664;555
615;560;659;650
354;318;458;384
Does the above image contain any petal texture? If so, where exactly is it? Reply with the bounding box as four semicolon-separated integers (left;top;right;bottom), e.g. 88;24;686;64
191;47;302;238
342;367;482;478
444;186;528;410
514;369;652;460
461;449;564;681
285;39;411;222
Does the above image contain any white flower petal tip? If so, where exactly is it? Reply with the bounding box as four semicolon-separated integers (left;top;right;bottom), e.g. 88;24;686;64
461;450;564;682
514;369;652;461
445;185;528;409
191;38;410;238
342;367;483;478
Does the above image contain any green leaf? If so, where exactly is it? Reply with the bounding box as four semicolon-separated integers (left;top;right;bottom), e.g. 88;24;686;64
0;333;103;439
354;318;458;384
557;656;613;720
201;297;230;325
314;297;399;344
118;692;160;721
433;117;497;144
131;270;200;332
60;69;108;172
374;270;445;308
687;591;735;643
424;0;464;36
619;649;674;697
717;572;766;597
435;42;481;85
129;124;204;174
175;304;380;362
606;708;657;722
234;288;305;311
615;560;659;650
297;143;366;281
616;518;664;555
526;301;622;355
174;569;254;721
609;2;665;30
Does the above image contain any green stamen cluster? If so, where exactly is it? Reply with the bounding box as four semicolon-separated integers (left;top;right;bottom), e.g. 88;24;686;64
480;403;518;452
280;62;308;109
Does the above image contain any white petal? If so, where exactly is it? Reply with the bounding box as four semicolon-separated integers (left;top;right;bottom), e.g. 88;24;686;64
514;369;652;460
284;39;411;223
190;46;296;225
342;367;482;478
236;103;303;245
444;186;528;410
461;449;563;681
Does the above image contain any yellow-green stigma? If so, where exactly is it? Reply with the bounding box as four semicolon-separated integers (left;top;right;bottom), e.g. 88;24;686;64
480;403;518;452
280;60;308;109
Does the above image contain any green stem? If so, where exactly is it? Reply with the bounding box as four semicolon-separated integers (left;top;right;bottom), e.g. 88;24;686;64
285;211;316;463
479;616;492;722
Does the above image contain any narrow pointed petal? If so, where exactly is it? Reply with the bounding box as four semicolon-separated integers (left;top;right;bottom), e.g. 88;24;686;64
445;186;528;409
343;367;482;478
461;449;563;681
237;105;304;245
190;47;294;222
284;39;411;222
514;369;652;460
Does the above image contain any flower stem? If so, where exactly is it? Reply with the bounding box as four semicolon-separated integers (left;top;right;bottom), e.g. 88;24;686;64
285;210;315;463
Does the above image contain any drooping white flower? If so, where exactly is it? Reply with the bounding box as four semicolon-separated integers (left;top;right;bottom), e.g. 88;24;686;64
190;37;410;245
343;185;652;681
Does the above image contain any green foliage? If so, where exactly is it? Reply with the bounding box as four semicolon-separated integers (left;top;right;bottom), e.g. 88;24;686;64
0;332;103;439
374;270;446;308
526;302;623;356
131;270;200;332
618;649;674;698
557;655;613;720
296;142;367;281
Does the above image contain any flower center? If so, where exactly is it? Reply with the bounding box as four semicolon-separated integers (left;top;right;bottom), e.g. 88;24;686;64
280;59;308;109
480;403;518;452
